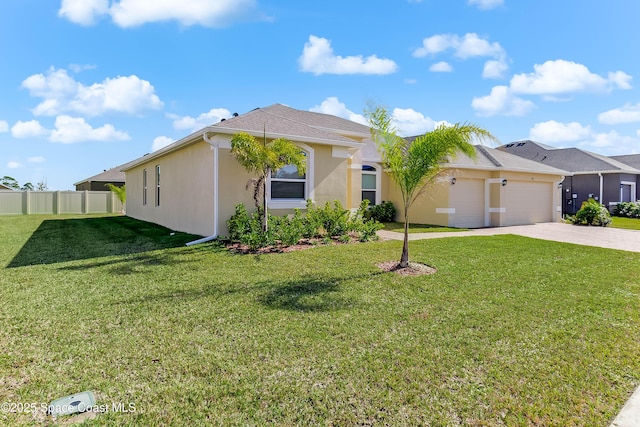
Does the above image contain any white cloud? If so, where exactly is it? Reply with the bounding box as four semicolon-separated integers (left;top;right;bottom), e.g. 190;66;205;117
468;0;504;10
7;161;22;169
413;33;508;78
482;59;509;79
413;33;505;60
169;108;231;132
471;85;535;117
152;136;175;152
598;103;640;124
510;60;632;95
299;35;398;76
11;120;50;139
309;97;368;125
58;0;260;28
391;108;451;136
22;67;163;117
27;156;46;163
58;0;109;26
529;120;592;143
429;61;453;72
529;120;640;154
0;120;8;133
49;116;130;144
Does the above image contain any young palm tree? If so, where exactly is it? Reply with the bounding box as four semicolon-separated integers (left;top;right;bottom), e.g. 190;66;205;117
366;104;496;268
230;131;307;232
106;184;126;214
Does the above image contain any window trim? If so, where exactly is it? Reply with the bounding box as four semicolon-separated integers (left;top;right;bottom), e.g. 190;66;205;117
155;164;160;207
362;163;381;205
142;168;147;206
267;143;314;209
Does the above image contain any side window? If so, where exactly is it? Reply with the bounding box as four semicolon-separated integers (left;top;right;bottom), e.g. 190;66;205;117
142;169;147;205
155;165;160;207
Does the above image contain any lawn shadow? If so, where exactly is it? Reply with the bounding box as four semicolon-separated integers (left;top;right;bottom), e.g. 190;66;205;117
7;216;203;268
116;270;384;313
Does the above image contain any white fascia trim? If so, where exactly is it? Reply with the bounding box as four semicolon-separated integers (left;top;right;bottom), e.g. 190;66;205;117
208;127;362;149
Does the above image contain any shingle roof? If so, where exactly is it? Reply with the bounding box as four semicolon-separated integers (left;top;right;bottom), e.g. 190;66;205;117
260;104;371;137
209;106;359;145
74;167;126;186
498;140;640;174
363;137;568;175
610;154;640;170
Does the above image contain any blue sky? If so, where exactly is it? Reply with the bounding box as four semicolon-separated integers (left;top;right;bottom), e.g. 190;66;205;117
2;0;640;190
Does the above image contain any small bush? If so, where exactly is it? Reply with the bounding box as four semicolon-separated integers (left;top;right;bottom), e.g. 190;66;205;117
366;201;396;223
570;198;611;226
614;202;640;218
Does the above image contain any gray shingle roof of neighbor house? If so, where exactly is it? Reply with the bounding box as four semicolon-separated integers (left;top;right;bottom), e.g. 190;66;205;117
498;140;640;174
73;167;126;186
610;154;640;170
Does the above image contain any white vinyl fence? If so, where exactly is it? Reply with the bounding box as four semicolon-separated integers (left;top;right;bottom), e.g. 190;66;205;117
0;191;123;215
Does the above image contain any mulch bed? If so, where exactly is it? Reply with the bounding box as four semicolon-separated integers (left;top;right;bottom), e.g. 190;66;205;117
377;261;437;276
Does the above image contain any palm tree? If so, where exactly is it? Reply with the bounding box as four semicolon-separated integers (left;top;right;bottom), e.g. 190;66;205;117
106;184;126;213
366;104;496;268
230;131;307;232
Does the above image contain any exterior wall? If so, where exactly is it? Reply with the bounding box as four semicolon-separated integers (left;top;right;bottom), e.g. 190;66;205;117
125;139;352;237
126;140;215;236
563;173;639;215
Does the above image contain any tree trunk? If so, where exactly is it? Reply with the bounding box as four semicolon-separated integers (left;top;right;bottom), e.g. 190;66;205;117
263;168;269;233
400;201;410;268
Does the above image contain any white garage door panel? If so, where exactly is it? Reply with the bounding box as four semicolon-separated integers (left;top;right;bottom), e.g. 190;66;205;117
450;179;484;228
504;182;552;226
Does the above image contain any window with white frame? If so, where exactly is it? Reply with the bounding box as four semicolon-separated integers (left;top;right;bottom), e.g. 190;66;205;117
142;168;147;205
155;165;160;207
362;164;380;205
267;145;313;208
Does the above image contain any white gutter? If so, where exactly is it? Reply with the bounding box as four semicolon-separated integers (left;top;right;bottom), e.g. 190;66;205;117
186;131;219;246
598;172;603;203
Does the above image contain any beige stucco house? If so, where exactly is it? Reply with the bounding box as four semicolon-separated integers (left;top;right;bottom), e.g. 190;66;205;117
121;104;569;241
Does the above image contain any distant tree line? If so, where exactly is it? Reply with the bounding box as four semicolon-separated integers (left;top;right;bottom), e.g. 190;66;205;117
1;176;48;191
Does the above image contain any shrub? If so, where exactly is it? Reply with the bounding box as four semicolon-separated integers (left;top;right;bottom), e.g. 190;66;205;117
366;200;396;223
227;200;383;249
614;202;640;219
570;198;611;226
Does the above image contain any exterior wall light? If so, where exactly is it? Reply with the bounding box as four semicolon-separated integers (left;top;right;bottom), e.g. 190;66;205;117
451;177;456;185
501;179;507;186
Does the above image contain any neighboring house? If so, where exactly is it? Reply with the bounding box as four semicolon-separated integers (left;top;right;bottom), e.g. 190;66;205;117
0;183;15;191
74;167;126;191
498;140;640;214
368;142;568;228
121;105;568;238
610;154;640;203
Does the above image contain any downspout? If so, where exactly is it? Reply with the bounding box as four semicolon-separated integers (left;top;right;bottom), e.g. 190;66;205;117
598;172;603;204
186;131;219;246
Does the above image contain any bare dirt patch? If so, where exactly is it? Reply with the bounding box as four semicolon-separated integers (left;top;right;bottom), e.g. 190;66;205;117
377;261;437;276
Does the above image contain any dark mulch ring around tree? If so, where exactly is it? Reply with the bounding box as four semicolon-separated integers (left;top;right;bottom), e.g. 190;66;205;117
377;261;437;276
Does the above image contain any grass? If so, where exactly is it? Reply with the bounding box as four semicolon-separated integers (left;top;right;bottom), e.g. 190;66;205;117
1;214;639;426
382;221;468;233
611;216;640;230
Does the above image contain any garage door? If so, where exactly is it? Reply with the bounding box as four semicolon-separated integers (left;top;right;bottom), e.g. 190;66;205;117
504;181;553;226
450;179;485;228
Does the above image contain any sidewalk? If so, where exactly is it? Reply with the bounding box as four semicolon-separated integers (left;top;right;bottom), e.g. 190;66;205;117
378;222;640;253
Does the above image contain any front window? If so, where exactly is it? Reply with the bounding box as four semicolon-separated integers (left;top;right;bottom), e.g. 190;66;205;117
362;165;378;205
270;163;306;199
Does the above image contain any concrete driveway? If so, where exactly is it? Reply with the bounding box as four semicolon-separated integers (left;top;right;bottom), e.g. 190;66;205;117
378;222;640;253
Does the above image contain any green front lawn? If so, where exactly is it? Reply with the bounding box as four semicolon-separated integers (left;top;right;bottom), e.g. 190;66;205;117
1;215;639;426
383;221;468;233
611;216;640;230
